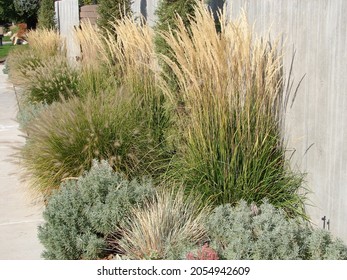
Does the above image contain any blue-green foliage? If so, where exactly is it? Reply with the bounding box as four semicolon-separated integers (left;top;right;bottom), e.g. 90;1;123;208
206;200;347;260
38;160;155;260
16;100;48;130
2;61;9;74
13;0;39;17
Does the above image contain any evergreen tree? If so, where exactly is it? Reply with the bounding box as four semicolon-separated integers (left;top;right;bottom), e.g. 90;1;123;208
13;0;39;16
79;0;97;5
37;0;55;29
155;0;197;90
13;0;39;27
97;0;132;33
0;0;17;23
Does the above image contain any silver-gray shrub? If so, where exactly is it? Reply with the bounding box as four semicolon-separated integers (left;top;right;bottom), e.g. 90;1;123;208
206;200;347;260
16;100;48;130
38;160;155;260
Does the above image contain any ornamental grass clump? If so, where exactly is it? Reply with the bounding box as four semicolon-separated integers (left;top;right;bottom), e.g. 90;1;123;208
99;16;171;146
26;28;63;58
100;16;156;94
22;56;80;104
7;28;64;86
20;89;164;196
73;21;119;97
74;21;107;70
206;200;347;260
38;160;155;260
118;188;209;260
159;2;305;216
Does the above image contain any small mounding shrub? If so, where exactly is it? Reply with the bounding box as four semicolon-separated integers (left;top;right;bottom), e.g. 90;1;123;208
38;160;155;260
305;229;347;260
206;200;347;260
20;89;165;196
118;188;209;260
16;100;49;130
2;61;9;74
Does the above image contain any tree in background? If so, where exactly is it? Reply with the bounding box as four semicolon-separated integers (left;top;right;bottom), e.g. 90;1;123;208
13;0;39;28
0;0;21;24
97;0;132;33
37;0;55;29
155;0;197;90
79;0;98;5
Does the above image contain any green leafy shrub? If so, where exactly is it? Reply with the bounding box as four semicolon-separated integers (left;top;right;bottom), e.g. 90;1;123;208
155;0;197;55
206;200;347;260
13;0;39;20
20;89;166;196
38;160;155;260
118;188;209;260
160;2;305;216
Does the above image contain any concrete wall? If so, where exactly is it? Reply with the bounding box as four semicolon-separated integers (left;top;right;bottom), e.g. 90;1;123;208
55;0;80;63
131;0;160;26
226;0;347;242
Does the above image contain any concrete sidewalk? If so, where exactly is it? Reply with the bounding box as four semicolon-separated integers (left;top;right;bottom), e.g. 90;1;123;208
0;64;44;259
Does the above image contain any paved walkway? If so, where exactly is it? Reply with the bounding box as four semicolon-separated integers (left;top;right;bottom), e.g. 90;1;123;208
0;64;44;259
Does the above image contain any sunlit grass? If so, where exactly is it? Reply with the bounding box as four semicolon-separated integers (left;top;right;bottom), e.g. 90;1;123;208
119;187;210;259
158;2;306;217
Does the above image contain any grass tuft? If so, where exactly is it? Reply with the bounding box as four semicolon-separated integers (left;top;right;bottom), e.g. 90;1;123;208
158;2;306;217
119;187;210;259
19;89;165;196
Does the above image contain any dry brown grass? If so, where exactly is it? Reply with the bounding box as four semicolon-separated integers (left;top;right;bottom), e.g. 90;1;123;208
74;21;106;69
27;28;65;58
7;28;66;86
98;16;158;95
160;3;282;110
